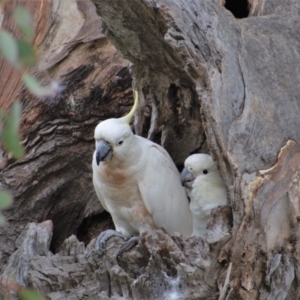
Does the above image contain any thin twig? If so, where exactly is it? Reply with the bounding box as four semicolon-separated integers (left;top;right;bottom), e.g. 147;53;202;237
225;288;233;300
218;262;232;300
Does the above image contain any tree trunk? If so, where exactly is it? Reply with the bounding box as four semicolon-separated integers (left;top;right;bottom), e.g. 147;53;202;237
1;0;300;299
0;0;129;263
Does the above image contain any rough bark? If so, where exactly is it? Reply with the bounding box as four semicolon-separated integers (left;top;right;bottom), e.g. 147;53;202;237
0;0;131;266
248;0;300;17
90;0;300;299
1;207;232;300
1;0;300;299
0;0;207;268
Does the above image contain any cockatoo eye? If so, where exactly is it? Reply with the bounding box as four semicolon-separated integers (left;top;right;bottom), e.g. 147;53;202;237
118;140;123;145
203;169;208;174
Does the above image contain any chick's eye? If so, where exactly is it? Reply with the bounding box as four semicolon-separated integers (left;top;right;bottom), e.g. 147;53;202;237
118;140;123;145
203;169;208;174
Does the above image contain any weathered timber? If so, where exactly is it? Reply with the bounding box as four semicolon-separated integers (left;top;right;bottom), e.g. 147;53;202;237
1;0;300;299
1;206;232;300
92;0;300;299
0;0;131;267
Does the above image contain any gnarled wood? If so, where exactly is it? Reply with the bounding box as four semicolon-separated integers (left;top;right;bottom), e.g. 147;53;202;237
1;206;232;300
1;0;300;299
0;0;131;267
93;0;300;298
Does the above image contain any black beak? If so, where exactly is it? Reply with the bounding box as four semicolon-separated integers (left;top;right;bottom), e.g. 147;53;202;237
180;167;195;188
95;139;112;165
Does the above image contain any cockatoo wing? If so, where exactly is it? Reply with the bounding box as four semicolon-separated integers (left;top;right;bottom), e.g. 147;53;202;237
92;159;108;211
138;140;192;237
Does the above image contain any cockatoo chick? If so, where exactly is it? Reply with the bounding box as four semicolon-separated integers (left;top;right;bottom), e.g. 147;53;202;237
93;91;192;254
180;154;227;237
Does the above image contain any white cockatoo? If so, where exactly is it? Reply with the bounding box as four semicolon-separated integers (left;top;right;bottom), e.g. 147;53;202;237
92;91;192;248
180;153;227;237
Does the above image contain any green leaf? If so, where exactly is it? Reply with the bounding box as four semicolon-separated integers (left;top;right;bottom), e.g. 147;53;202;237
22;73;51;97
13;6;31;28
0;30;18;65
0;191;12;226
13;6;34;39
0;109;4;137
17;39;35;67
0;190;12;209
19;289;45;300
3;101;24;159
0;213;6;226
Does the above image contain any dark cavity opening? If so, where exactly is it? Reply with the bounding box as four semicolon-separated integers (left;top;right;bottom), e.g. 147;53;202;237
76;211;114;246
225;0;249;18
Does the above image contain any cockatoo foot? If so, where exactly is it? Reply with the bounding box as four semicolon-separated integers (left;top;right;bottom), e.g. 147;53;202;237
96;229;127;256
116;236;139;262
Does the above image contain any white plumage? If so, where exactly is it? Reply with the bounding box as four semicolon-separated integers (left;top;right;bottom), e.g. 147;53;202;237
180;153;227;237
92;91;192;238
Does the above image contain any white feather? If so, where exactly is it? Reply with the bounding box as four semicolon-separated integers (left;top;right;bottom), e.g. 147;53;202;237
92;119;192;237
137;138;192;236
182;154;227;237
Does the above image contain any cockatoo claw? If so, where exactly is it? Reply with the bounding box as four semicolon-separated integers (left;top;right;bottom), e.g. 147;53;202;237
116;236;139;262
96;229;127;256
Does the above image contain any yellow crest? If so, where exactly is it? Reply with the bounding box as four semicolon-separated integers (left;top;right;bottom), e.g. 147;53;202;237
124;90;139;125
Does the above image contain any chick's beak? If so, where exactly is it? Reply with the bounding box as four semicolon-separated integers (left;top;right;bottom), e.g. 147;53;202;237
180;167;195;189
95;139;112;165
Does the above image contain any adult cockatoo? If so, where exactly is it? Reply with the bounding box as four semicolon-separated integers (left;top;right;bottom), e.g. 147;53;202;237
92;91;192;252
180;154;227;237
